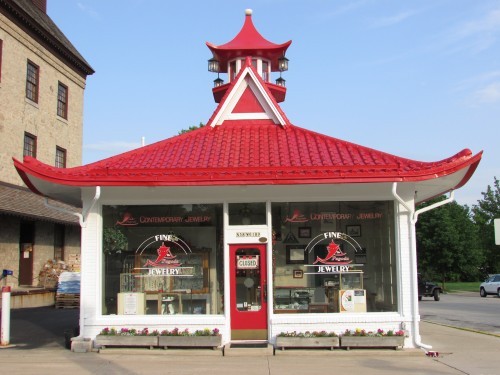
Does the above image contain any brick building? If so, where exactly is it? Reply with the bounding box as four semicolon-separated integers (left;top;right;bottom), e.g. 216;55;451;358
0;0;93;288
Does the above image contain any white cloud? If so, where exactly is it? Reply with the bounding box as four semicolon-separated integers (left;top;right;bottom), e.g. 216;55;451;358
471;82;500;104
370;10;419;28
77;2;100;20
454;71;500;106
443;6;500;54
457;8;500;37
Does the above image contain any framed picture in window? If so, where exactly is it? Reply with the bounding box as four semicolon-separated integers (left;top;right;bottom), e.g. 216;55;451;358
286;245;307;264
346;225;361;237
298;227;311;238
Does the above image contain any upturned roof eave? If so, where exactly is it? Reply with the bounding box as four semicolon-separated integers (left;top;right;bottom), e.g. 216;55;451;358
13;151;482;187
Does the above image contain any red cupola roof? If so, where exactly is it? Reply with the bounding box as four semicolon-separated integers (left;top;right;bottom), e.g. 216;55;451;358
206;9;291;73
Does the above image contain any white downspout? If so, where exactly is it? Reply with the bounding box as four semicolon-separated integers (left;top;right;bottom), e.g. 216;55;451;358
391;182;454;350
44;186;101;228
44;186;101;347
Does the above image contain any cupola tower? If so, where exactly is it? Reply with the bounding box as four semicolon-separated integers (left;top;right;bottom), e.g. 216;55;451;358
206;9;291;103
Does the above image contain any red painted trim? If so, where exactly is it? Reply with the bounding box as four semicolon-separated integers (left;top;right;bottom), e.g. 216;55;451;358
12;157;44;196
453;151;482;190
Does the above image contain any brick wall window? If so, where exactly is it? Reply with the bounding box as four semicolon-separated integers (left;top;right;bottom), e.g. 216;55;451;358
23;132;37;158
55;146;66;168
26;60;39;102
57;82;68;119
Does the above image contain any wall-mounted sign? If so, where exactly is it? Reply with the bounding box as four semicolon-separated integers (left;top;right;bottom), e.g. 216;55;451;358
226;228;267;244
116;212;212;227
283;210;383;223
237;255;259;269
236;232;261;238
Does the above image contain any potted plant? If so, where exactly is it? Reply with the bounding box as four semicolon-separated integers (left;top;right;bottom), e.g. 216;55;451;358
158;328;222;349
275;331;340;351
340;328;405;350
95;327;159;349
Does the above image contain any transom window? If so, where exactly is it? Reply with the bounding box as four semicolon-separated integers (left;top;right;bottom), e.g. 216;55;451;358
26;60;39;102
23;133;37;158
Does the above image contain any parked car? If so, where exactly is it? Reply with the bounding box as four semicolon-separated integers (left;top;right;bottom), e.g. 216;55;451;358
479;274;500;297
418;274;442;301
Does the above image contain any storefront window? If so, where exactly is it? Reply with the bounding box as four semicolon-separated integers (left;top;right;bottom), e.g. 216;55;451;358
102;204;223;315
272;201;397;314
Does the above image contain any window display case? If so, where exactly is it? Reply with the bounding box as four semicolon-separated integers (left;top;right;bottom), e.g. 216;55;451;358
117;252;211;315
325;271;366;313
274;272;365;314
274;287;314;312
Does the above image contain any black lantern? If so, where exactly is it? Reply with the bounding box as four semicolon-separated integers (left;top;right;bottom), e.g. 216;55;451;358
208;58;219;72
278;56;289;72
275;77;286;87
213;77;224;87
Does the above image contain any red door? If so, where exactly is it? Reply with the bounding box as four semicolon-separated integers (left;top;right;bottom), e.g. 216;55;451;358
230;244;268;340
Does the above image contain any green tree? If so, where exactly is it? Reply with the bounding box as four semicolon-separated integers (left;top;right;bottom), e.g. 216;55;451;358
178;122;205;135
472;177;500;275
416;196;483;286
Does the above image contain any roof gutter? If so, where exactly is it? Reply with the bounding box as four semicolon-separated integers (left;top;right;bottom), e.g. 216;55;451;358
391;182;454;351
44;186;101;228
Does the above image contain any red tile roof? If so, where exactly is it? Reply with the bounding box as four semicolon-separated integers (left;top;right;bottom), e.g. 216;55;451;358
13;121;482;188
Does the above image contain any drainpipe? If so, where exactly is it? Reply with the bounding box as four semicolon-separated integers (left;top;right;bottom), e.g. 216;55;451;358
391;183;454;350
44;187;101;350
44;186;101;228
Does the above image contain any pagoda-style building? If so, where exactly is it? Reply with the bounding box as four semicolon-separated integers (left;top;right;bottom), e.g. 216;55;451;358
14;9;481;350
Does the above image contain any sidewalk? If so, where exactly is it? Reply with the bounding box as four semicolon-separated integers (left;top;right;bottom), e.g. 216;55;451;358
1;307;499;374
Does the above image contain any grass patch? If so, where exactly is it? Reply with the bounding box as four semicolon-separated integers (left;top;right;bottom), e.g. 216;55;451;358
443;282;481;293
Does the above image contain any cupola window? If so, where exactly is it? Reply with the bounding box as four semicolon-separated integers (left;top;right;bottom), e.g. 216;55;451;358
262;60;269;82
230;60;237;81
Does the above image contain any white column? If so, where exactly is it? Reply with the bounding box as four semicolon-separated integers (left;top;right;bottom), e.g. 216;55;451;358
1;286;11;346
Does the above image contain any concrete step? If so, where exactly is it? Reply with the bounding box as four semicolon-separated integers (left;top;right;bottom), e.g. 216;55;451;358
223;342;274;356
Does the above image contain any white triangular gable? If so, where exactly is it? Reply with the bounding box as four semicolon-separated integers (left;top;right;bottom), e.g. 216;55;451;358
209;67;287;126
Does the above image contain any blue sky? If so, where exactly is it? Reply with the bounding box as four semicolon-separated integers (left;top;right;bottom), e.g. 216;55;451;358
48;0;499;207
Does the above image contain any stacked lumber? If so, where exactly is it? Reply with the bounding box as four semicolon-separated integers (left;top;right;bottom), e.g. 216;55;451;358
55;272;81;309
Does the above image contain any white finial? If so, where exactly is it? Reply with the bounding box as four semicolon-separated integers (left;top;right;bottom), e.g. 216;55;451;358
245;9;252;16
